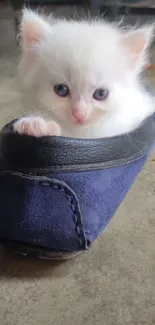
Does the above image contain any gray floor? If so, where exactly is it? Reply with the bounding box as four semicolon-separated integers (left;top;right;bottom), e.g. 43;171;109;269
0;3;155;325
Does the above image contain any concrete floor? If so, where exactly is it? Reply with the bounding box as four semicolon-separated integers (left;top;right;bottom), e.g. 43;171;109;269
0;3;155;325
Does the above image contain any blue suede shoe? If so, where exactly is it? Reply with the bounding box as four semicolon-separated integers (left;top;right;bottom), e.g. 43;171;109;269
0;114;154;259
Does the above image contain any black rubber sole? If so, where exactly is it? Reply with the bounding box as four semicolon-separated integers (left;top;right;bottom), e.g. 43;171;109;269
0;239;83;260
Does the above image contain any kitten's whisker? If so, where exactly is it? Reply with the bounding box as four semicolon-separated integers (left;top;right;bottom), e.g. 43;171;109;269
47;62;69;84
124;133;145;152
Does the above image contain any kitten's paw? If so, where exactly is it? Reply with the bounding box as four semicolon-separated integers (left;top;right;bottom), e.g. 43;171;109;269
13;117;61;137
13;117;49;137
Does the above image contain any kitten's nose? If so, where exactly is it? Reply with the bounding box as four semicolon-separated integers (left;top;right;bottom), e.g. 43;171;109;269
72;107;87;123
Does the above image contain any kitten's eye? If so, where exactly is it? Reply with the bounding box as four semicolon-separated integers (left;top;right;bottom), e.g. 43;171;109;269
54;84;69;97
93;88;108;101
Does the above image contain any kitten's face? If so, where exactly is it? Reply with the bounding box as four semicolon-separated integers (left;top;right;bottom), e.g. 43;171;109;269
36;22;128;127
42;80;109;126
20;10;153;129
39;67;112;127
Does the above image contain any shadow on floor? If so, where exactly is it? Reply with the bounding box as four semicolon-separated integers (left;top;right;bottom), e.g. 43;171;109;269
0;247;74;279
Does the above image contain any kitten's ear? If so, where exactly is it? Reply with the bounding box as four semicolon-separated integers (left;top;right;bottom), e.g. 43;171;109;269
20;9;51;48
122;26;154;70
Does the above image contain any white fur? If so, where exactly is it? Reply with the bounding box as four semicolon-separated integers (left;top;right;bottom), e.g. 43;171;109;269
14;9;155;138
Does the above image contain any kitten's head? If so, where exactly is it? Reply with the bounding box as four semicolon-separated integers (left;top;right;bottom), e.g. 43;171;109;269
19;9;154;128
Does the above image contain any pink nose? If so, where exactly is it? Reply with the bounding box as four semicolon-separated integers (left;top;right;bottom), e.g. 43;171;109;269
72;108;87;122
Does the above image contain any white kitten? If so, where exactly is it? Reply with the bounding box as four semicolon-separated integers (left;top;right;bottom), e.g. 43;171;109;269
14;9;155;138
